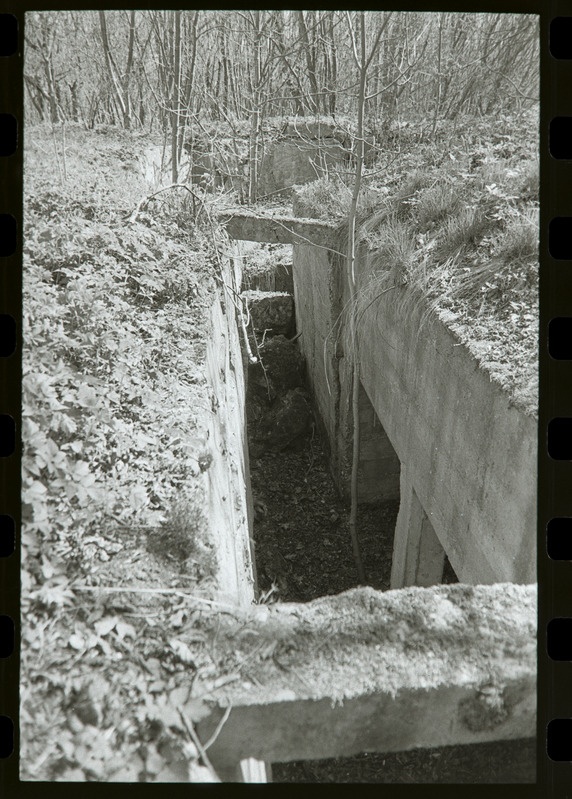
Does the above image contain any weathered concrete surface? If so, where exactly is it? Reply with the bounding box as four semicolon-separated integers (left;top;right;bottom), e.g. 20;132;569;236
356;273;536;586
291;234;536;585
192;583;536;768
205;283;256;607
391;463;446;587
258;137;347;198
219;208;338;248
241;290;294;337
204;259;268;781
256;121;376;199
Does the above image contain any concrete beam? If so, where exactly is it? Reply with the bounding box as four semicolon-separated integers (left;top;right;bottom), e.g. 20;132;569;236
218;209;338;248
190;583;535;769
391;464;446;588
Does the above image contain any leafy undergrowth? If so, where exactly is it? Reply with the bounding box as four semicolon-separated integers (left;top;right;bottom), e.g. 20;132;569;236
297;110;539;417
21;124;234;781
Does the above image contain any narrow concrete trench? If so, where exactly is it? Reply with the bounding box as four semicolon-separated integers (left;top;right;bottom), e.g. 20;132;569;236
241;258;399;602
240;252;534;784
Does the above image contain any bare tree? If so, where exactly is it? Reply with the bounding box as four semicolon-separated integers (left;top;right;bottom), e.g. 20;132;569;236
344;11;391;583
98;10;136;129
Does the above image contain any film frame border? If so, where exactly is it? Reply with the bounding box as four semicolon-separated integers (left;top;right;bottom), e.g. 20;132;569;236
0;0;567;795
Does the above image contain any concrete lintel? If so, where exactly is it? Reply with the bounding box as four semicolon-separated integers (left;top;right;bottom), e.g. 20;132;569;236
198;680;535;769
191;583;535;769
219;209;337;248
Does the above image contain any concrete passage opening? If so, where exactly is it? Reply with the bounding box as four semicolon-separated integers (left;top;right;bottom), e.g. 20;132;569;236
355;379;458;589
391;463;459;589
356;379;400;503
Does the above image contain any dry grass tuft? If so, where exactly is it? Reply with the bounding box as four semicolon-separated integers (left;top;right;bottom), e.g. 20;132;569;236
495;209;538;266
516;159;539;200
294;176;352;220
371;216;416;283
146;491;218;579
433;207;492;261
392;171;436;221
416;184;463;229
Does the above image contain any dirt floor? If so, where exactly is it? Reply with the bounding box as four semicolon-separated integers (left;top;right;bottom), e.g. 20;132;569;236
249;409;535;784
271;739;536;783
251;437;398;602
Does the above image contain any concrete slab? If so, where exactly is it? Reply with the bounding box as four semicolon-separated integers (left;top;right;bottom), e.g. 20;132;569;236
191;583;535;768
204;261;270;781
219;209;337;248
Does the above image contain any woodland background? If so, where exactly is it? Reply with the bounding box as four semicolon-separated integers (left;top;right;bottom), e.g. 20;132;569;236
24;10;539;192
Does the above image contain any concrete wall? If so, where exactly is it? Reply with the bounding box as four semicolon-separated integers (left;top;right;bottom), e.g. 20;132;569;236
205;266;257;607
204;260;267;781
292;239;536;586
357;380;401;503
258;138;346;198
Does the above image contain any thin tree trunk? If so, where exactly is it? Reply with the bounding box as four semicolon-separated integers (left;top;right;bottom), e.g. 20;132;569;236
171;10;182;184
41;46;59;123
122;10;136;129
296;11;320;114
248;11;262;204
327;11;337;115
346;12;369;585
98;11;131;127
429;13;444;139
178;11;199;174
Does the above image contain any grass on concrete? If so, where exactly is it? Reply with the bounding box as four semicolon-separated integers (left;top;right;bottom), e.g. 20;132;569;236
296;109;539;417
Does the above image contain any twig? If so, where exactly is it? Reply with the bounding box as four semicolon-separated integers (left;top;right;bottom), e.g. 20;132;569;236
215;241;258;364
202;704;232;751
304;422;316;479
262;216;347;258
178;708;220;781
249;320;272;398
127;182;207;224
192;674;241;701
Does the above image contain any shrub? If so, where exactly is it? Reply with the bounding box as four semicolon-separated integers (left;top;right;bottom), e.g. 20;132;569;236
146;491;217;579
495;209;538;267
392;171;436;220
516;159;539;201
